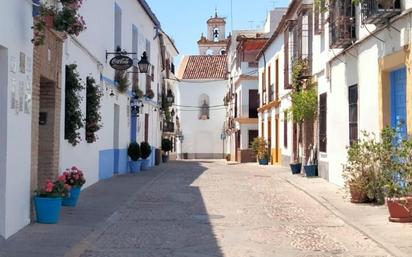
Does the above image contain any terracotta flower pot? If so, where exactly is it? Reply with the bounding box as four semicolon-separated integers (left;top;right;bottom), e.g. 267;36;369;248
387;196;412;223
349;185;369;203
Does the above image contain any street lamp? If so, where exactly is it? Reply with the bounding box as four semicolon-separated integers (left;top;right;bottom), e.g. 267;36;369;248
166;89;174;103
137;52;150;74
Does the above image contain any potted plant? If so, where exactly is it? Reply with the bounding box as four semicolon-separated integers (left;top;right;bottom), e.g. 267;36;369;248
127;142;142;173
34;178;70;224
61;166;86;207
304;144;318;177
161;138;172;162
288;59;318;175
382;131;412;222
251;137;269;165
140;141;152;170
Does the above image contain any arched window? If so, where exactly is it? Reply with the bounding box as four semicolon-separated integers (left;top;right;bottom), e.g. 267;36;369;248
220;48;226;55
213;27;220;42
199;94;210;120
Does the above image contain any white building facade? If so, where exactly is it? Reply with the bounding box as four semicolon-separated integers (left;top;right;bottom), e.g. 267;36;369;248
0;0;176;239
176;55;227;159
0;0;34;239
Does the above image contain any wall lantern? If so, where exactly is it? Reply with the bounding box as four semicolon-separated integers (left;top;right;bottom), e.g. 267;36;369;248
166;89;174;103
131;95;144;117
137;52;150;74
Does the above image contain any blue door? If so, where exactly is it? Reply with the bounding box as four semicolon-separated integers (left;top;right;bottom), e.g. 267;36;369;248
390;67;407;142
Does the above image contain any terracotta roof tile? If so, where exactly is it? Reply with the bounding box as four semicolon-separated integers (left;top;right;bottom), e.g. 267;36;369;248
182;55;227;80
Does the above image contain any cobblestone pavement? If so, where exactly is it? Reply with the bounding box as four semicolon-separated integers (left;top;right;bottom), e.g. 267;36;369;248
70;160;391;257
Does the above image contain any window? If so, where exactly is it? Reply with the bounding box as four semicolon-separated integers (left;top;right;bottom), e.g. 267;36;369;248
284;111;288;148
319;93;327;152
114;3;122;50
213;27;220;42
144;114;149;142
248;89;258;118
348;85;358;145
267;66;272;102
248;130;258;148
261;71;266;105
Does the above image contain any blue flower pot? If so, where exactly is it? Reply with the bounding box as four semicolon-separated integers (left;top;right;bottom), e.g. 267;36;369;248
304;164;318;177
258;159;268;165
34;197;62;224
62;187;81;207
141;159;150;170
290;163;302;174
129;160;142;173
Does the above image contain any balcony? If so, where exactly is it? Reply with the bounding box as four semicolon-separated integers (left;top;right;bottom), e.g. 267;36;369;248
329;0;356;49
239;62;259;76
235;105;259;119
361;0;401;25
163;121;175;133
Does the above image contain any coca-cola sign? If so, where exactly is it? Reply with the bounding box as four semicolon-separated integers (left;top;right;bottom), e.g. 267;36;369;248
109;55;133;70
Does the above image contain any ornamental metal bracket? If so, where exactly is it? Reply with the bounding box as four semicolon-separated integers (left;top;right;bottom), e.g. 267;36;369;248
105;50;137;62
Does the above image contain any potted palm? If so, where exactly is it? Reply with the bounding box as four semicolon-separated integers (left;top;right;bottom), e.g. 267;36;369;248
251;137;269;165
34;178;70;224
161;138;172;162
140;141;152;170
62;166;86;207
288;59;317;175
128;142;142;173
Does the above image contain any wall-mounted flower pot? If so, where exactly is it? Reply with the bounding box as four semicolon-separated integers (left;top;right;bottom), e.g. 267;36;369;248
62;186;81;207
141;159;151;170
387;196;412;223
349;185;369;203
304;164;318;177
34;197;62;224
162;155;169;163
129;160;142;173
290;163;302;174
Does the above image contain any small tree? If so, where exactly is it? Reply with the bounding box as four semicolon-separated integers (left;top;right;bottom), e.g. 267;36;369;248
161;138;173;155
288;59;318;164
140;141;152;160
127;142;141;162
250;137;269;161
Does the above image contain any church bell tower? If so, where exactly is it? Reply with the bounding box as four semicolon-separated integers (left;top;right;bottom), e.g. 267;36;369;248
197;10;228;55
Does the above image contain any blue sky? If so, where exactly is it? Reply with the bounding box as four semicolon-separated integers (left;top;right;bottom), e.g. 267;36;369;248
146;0;290;62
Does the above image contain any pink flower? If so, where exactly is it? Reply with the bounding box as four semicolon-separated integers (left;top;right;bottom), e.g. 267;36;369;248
74;174;79;180
64;184;71;191
71;166;78;171
57;175;66;182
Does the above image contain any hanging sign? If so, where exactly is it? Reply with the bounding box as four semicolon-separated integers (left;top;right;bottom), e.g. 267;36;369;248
109;55;133;70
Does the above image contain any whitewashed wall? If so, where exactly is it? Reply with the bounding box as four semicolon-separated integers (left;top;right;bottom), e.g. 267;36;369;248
176;80;226;158
0;0;33;239
59;0;164;185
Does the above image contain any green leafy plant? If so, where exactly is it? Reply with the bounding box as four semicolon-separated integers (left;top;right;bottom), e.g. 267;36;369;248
64;64;84;146
114;70;130;93
128;142;141;161
161;138;173;154
343;128;408;204
140;142;152;160
251;137;269;161
85;77;103;143
161;91;172;122
288;59;317;164
54;7;86;36
37;177;70;198
62;166;86;188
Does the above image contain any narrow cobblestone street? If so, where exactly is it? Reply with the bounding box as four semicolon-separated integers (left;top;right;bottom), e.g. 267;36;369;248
67;161;391;257
1;160;406;257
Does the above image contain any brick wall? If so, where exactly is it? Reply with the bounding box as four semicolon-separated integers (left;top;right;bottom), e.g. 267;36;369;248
31;26;64;191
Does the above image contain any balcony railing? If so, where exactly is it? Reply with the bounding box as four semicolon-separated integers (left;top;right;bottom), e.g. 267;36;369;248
329;0;356;49
361;0;401;25
163;121;175;133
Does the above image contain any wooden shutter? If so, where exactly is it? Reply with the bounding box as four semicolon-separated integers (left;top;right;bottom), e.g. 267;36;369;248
319;93;327;152
144;113;149;142
248;130;258;149
348;85;358;145
249;89;258;118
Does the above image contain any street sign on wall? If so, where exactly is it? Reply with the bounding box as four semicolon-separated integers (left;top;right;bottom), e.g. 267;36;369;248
109;55;133;70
